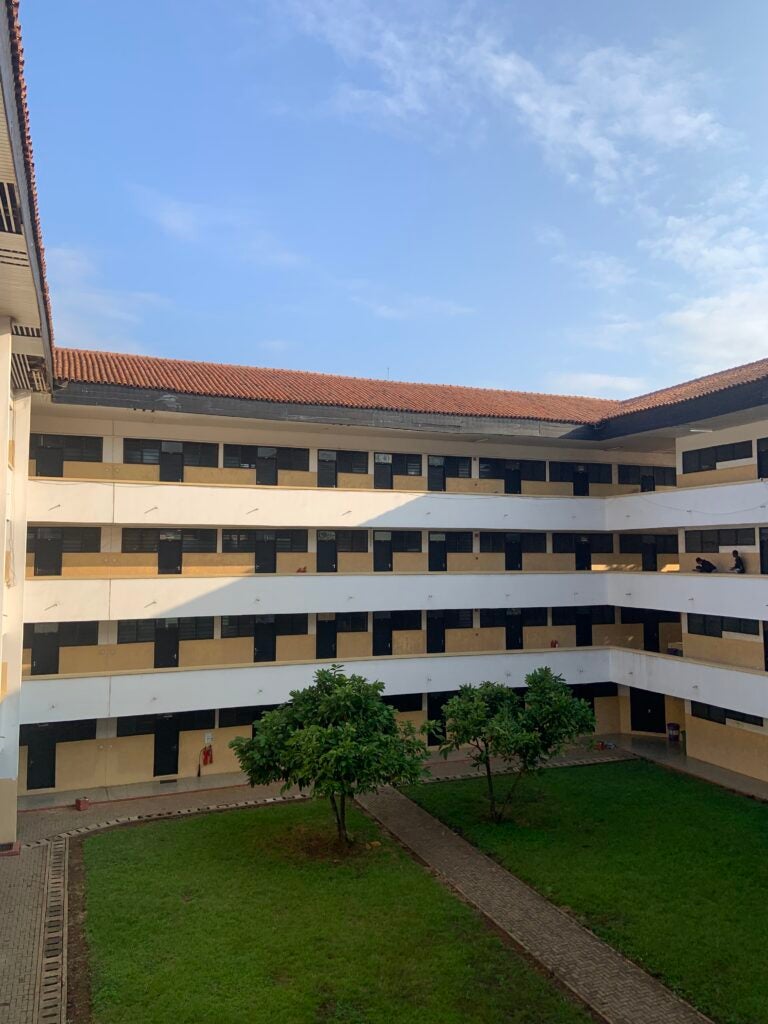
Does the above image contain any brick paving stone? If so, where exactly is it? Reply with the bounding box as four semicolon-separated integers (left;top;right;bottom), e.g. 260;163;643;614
0;843;47;1024
358;787;713;1024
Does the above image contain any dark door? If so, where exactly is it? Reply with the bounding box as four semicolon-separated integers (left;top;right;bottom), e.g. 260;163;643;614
255;450;277;486
640;473;655;492
575;537;591;570
761;528;768;574
504;465;522;494
426;611;445;653
505;611;523;650
253;620;277;662
629;687;666;733
31;630;60;675
504;535;522;571
428;533;447;572
575;611;592;647
758;438;768;478
36;447;64;477
26;728;56;789
573;468;589;496
641;536;658;572
316;618;337;659
428;459;445;492
154;624;179;669
254;532;276;574
158;533;183;575
643;616;660;653
153;715;180;776
317;532;337;573
159;448;184;483
374;457;393;489
372;614;392;656
35;532;63;576
763;624;768;671
373;532;393;572
426;690;454;745
318;453;337;488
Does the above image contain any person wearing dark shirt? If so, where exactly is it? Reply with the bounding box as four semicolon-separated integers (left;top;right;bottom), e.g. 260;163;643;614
729;550;746;574
694;557;717;573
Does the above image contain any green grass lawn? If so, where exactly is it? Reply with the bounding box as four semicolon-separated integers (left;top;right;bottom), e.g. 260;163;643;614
81;800;591;1024
407;759;768;1024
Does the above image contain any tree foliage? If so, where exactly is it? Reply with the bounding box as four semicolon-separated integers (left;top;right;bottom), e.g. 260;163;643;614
230;664;430;842
438;668;594;821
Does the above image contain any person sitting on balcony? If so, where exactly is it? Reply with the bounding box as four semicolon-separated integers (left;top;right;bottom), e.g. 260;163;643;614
729;549;746;574
694;557;718;573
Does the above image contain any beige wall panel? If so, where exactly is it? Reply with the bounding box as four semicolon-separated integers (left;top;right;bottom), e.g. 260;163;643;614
523;480;572;496
179;636;252;669
392;550;428;573
60;553;112;578
593;696;620;734
589;483;635;497
27;458;35;477
57;645;106;675
523;625;577;649
447;478;503;495
336;632;373;659
278;469;316;487
393;474;427;491
192;552;254;576
205;727;246;775
112;552;159;577
522;552;576;572
17;747;28;795
181;467;221;485
677;464;756;488
592;624;643;649
63;460;113;480
105;735;155;787
444;627;504;653
113;463;160;482
337;472;373;490
617;692;631;733
336;551;373;574
182;553;229;576
658;555;680;572
685;715;768;783
392;629;426;656
396;709;427;731
682;632;764;670
177;729;242;779
679;551;760;574
446;551;504;573
108;643;156;672
659;621;683;652
56;739;108;792
277;551;315;574
276;633;314;663
608;553;642;572
665;696;685;724
21;648;30;674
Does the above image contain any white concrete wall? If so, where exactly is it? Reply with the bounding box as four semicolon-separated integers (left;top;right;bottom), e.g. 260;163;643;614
23;569;768;624
18;645;768;724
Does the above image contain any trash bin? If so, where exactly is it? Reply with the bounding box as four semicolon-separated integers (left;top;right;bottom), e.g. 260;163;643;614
667;722;681;743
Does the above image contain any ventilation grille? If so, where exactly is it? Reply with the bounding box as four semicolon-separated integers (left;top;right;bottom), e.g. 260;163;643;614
12;324;41;337
11;352;47;392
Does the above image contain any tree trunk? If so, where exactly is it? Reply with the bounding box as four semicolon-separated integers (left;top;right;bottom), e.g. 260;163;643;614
484;753;498;822
329;792;351;844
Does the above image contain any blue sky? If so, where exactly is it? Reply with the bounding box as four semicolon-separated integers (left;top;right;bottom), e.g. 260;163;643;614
22;0;768;397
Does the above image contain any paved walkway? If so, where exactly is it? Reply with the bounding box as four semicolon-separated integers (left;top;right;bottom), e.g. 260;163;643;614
358;786;712;1024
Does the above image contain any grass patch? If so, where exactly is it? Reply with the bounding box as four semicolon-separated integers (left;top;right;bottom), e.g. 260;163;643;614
407;759;768;1024
80;800;591;1024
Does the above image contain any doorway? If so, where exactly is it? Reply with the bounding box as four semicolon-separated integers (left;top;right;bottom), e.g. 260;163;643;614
575;610;592;647
30;625;60;676
36;447;64;478
426;611;446;653
154;622;179;669
641;536;658;572
504;464;522;494
318;451;337;488
505;610;523;650
158;530;183;574
153;715;180;776
573;466;589;496
426;690;454;745
374;454;393;489
372;613;393;656
317;531;338;573
640;473;655;492
159;444;184;483
26;726;57;789
575;537;592;570
758;438;768;479
761;528;768;574
504;534;522;571
629;687;666;733
643;616;660;653
373;532;393;572
253;618;277;662
316;617;337;659
254;532;277;574
34;529;63;576
428;533;447;572
427;457;446;492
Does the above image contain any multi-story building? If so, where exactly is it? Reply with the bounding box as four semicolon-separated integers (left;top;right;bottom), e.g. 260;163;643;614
3;2;768;850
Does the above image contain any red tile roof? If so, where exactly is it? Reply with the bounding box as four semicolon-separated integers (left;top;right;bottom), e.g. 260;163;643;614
53;348;619;424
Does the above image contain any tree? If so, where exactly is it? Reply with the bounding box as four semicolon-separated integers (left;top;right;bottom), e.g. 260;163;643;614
438;668;594;822
230;665;430;843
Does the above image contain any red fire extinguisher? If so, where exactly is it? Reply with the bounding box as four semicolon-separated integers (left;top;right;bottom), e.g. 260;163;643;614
198;743;214;775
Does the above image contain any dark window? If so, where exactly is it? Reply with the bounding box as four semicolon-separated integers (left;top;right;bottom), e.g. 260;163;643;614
444;456;471;479
687;613;759;637
382;693;422;712
682;440;753;474
20;720;97;746
727;708;764;726
222;529;308;553
222;445;309;472
553;533;614;554
521;607;548;626
27;527;101;553
177;617;215;641
445;532;473;553
336;530;369;552
685;528;755;552
22;621;100;648
444;609;473;629
479;608;506;627
30;433;103;464
319;449;368;474
590;605;616;625
391;531;422;552
479;532;546;553
181;530;217;553
117;619;157;644
620;533;678;554
390;610;422;631
121;529;160;553
218;705;278;728
549;462;612;483
479;458;545;481
123;439;217;467
221;616;255;638
275;613;308;636
336;612;368;633
618;464;676;487
375;452;422;476
117;715;157;737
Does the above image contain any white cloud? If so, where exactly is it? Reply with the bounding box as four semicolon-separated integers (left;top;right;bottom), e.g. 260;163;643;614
547;371;647;397
285;1;722;199
47;246;165;351
539;229;634;290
